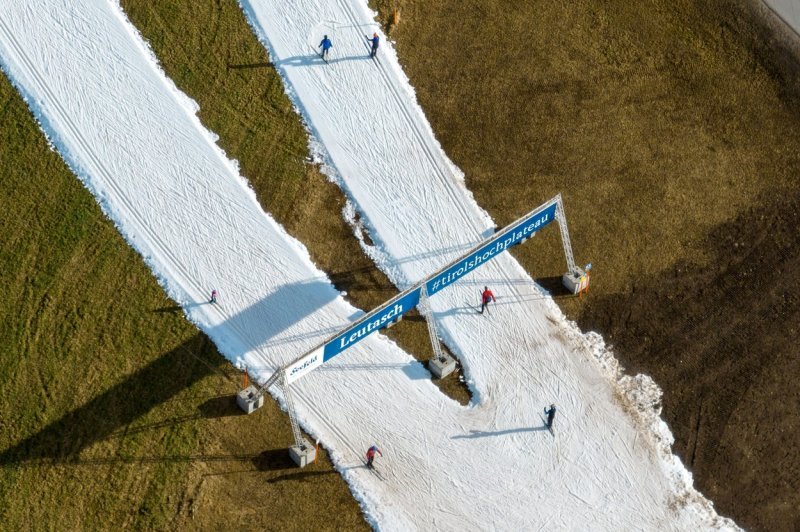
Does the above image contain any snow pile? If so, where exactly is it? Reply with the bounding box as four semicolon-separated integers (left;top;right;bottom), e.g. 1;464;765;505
584;329;734;528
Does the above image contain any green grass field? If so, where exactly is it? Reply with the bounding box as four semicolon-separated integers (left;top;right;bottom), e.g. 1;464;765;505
0;72;214;527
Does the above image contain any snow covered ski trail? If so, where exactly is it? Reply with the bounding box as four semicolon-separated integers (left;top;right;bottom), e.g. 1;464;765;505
0;0;737;530
240;0;739;529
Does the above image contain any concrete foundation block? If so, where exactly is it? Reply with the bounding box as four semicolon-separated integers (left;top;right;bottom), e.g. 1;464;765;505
562;267;587;295
236;385;264;414
289;438;317;468
429;354;457;379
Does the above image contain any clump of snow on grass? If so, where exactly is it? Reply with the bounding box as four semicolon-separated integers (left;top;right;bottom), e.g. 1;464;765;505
577;327;740;530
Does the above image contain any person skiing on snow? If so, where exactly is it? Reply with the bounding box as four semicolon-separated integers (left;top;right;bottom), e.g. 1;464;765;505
366;32;379;58
210;289;218;304
480;286;495;314
366;445;383;468
319;34;333;60
544;404;557;430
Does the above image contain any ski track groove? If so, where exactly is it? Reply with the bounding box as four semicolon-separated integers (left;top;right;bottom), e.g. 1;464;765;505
332;0;485;275
0;11;318;441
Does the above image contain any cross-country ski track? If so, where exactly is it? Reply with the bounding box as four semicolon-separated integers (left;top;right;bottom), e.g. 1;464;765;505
0;0;738;530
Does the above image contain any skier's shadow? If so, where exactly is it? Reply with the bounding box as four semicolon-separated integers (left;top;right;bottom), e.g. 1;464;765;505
451;426;548;439
438;302;480;318
152;301;204;314
226;61;273;70
276;54;372;69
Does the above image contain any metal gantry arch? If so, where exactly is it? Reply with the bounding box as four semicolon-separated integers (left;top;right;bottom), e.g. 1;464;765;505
237;193;587;466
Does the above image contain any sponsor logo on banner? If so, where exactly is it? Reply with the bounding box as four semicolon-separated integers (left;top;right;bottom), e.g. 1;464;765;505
426;201;557;296
285;347;324;384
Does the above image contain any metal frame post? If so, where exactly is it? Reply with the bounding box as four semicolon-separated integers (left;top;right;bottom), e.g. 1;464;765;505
418;285;456;378
555;193;586;294
555;193;577;273
280;370;306;450
418;285;445;363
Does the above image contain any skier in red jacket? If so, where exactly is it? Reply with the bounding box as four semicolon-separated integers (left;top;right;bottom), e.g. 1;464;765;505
366;445;383;469
480;286;495;314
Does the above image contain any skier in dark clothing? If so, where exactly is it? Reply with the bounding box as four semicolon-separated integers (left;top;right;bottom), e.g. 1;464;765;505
366;32;379;57
319;35;333;60
544;404;557;430
210;289;218;304
366;445;383;468
480;286;495;314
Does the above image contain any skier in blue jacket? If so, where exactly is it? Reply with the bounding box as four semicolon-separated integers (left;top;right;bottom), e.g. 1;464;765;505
319;35;332;60
366;32;379;58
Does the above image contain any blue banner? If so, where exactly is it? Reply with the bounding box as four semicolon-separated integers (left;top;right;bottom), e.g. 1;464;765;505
425;201;557;296
323;287;421;361
309;198;559;368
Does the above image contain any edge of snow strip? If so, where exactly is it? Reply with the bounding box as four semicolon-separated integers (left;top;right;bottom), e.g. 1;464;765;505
234;1;743;529
0;2;346;384
554;303;741;529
